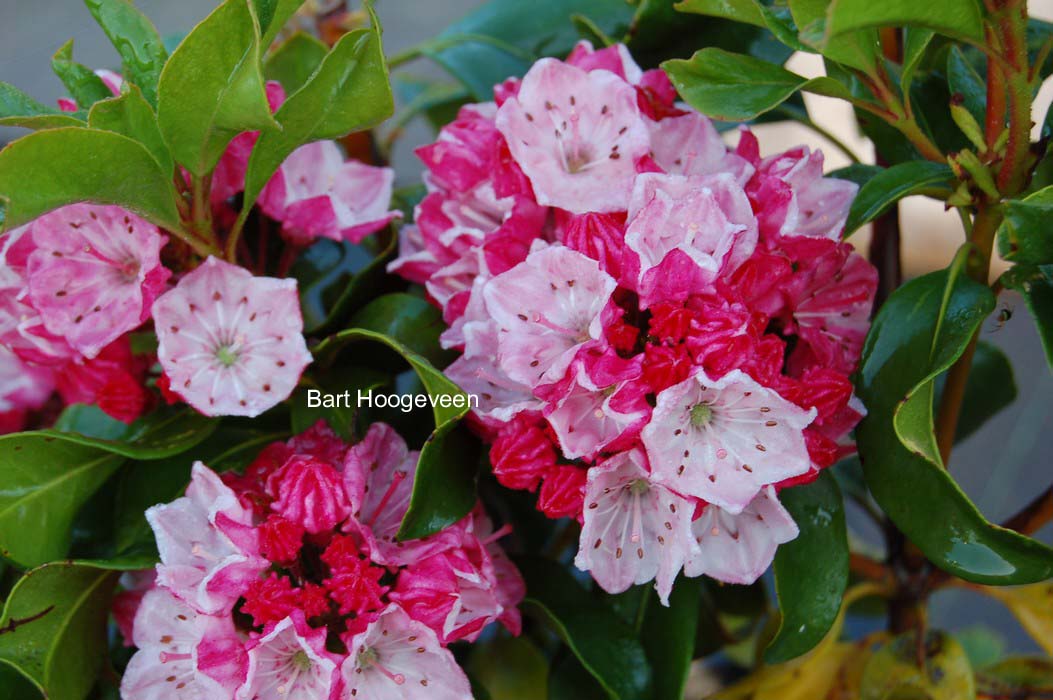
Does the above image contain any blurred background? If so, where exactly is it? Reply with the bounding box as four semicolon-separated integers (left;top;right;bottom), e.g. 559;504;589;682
1;0;1051;679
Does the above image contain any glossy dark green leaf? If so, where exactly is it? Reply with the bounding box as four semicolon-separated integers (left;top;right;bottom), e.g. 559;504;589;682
111;424;289;556
239;11;392;219
347;293;456;368
947;45;985;125
548;652;608;700
264;32;329;94
292;230;398;335
766;471;849;663
84;0;168;106
87;85;173;174
825;0;983;42
1000;264;1053;370
789;0;880;74
0;663;40;700
663;48;851;122
860;631;976;700
291;365;389;438
427;0;635;100
44;405;217;460
50;40;112;108
0;563;118;700
520;557;652;700
934;341;1016;442
156;0;277;176
844;161;954;233
0;435;123;568
828;163;883;188
642;577;703;700
675;0;806;51
856;253;1053;584
467;637;549;700
901;28;935;98
0;82;84;130
0;127;182;233
997;187;1053;265
314;327;475;539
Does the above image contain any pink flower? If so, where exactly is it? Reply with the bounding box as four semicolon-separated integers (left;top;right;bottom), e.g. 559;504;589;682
211;82;286;207
21;204;169;359
495;58;650;213
121;588;244;700
489;413;557;491
258;515;305;565
642;369;816;514
624;173;757;306
750;146;857;241
321;535;387;616
152;257;312;417
574;449;695;604
684;486;799;584
0;345;53;416
647;113;753;182
145;463;266;614
268;455;353;534
239;614;339;700
483;245;617;387
54;337;149;423
416;103;503;192
538;464;588;520
341;604;473;700
259;140;399;244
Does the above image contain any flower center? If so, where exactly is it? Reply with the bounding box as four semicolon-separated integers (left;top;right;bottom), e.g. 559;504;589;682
630;478;649;496
291;650;312;672
357;647;405;685
690;403;713;428
214;344;239;367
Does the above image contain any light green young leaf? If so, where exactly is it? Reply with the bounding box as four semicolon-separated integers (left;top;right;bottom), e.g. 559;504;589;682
156;0;278;176
825;0;984;42
663;48;851;122
0;563;118;700
88;84;173;174
0;127;182;233
265;32;329;94
0;82;84;130
84;0;169;106
845;161;954;233
50;40;112;108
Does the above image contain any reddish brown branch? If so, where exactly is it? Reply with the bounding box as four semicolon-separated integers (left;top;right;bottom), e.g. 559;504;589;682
0;606;54;636
1002;485;1053;535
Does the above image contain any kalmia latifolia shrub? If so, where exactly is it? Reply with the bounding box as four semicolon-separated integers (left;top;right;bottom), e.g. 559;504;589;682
118;420;523;699
390;41;878;602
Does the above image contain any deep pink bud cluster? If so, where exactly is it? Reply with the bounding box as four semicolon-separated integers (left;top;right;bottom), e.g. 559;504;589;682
120;421;524;700
390;42;878;603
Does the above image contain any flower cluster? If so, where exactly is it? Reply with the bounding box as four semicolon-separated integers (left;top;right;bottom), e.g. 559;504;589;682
0;78;398;428
390;42;878;602
119;420;524;700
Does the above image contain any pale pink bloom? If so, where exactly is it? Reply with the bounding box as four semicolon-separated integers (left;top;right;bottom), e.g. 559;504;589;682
121;588;243;700
625;173;757;305
0;344;54;412
565;40;643;83
24;204;169;359
212;82;286;206
574;449;696;604
483;245;616;387
259;140;399;244
471;510;526;635
647;113;753;183
152;257;312;417
643;369;816;514
341;604;473;700
238;614;338;700
755;146;857;241
684;486;799;584
146;463;267;614
495;58;650;213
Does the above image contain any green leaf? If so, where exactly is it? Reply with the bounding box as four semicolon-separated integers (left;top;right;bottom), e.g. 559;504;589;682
901;28;935;99
467;637;549;700
45;405;217;459
978;657;1053;696
674;0;808;52
88;85;173;174
314;326;475;539
0;127;182;233
259;0;305;48
520;557;652;700
0;563;118;700
844;161;954;234
156;0;277;176
860;631;976;700
347;293;455;368
265;32;329;94
997;187;1053;265
0;663;40;700
642;577;703;700
0;82;84;130
549;652;609;700
1000;264;1053;370
825;0;983;42
291;365;389;438
0;435;123;568
934;341;1016;442
50;40;112;108
766;471;850;663
663;48;851;122
789;0;880;74
291;230;398;335
239;11;392;218
947;46;985;125
427;0;635;100
856;252;1053;584
84;0;168;106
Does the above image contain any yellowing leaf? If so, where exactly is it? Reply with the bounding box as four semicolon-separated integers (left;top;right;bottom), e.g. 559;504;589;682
981;583;1053;655
860;632;975;700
